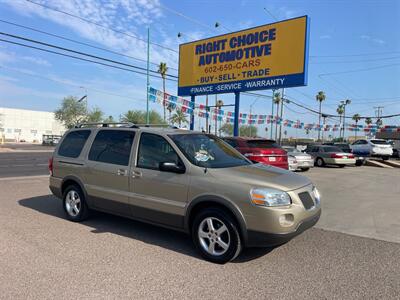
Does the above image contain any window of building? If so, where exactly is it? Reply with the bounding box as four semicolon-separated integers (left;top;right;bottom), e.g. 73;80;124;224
58;130;91;158
88;130;135;166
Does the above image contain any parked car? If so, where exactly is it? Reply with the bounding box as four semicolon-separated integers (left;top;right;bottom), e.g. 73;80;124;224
323;142;365;166
388;140;400;158
49;123;321;263
222;137;288;170
350;139;393;160
288;155;298;171
305;145;356;167
282;146;314;171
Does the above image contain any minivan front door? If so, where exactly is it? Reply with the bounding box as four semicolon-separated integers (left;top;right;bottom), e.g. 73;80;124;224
130;133;189;228
84;129;135;216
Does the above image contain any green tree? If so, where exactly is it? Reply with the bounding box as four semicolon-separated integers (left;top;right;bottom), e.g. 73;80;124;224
273;92;281;140
170;109;188;127
219;123;258;137
103;115;115;123
55;96;87;129
365;117;372;126
352;113;361;139
337;104;345;138
158;62;168;122
315;91;326;141
86;106;104;123
121;110;165;124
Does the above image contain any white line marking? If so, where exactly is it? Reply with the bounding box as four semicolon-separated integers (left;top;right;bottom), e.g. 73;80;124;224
0;175;49;181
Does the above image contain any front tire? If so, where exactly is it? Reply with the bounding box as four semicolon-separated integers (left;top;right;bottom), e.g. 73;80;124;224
316;157;325;167
63;185;89;222
192;208;242;264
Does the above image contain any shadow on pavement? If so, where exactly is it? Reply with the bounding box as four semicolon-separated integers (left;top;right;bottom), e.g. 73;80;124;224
19;194;274;263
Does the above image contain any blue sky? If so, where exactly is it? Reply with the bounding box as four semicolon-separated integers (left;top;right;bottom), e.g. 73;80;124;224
0;0;399;137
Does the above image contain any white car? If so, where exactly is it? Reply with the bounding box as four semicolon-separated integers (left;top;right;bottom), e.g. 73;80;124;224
288;155;299;171
350;139;393;160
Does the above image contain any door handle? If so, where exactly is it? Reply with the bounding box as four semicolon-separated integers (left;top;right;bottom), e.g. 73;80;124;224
117;169;127;176
132;170;142;178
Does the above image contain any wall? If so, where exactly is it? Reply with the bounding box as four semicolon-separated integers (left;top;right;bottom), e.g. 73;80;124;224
0;107;66;143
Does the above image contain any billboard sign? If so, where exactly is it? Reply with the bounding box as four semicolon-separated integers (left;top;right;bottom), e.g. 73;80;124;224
178;16;310;96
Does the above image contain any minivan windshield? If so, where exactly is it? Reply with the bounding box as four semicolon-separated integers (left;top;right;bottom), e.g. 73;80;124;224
170;134;251;168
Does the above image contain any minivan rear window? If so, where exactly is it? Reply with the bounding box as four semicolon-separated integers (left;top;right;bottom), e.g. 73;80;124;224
58;130;91;158
371;139;389;145
245;140;281;148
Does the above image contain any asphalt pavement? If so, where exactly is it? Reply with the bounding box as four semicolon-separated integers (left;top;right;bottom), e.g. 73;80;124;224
0;152;51;177
0;176;399;299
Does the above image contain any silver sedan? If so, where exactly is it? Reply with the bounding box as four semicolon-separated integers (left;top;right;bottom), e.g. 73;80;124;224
283;146;314;171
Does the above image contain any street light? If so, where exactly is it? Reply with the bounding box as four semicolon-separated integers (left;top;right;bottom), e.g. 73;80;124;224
79;86;88;111
340;99;351;140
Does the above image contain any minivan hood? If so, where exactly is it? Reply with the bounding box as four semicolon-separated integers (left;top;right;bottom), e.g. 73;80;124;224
208;163;312;192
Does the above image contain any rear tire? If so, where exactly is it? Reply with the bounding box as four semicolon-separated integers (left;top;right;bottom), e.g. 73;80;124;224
316;157;325;167
301;167;310;172
382;156;389;161
63;185;89;222
192;208;242;264
338;164;345;168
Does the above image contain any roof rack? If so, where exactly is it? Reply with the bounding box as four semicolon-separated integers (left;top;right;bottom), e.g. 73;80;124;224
135;124;179;129
75;122;139;128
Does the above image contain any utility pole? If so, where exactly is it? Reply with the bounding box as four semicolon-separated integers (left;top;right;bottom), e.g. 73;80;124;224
270;89;275;139
374;106;383;119
214;95;217;135
340;99;351;140
278;88;285;144
146;27;150;125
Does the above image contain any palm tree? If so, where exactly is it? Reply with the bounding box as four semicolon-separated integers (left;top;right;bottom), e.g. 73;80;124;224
170;109;188;127
273;92;281;141
167;103;174;124
337;104;344;139
365;117;372;126
157;62;168;122
352;113;361;140
315;91;326;141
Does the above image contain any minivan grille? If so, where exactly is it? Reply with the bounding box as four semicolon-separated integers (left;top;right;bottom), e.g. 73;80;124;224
298;192;315;210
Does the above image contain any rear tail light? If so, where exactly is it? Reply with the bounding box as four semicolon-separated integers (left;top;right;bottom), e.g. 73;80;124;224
348;154;355;159
48;157;53;176
330;153;343;158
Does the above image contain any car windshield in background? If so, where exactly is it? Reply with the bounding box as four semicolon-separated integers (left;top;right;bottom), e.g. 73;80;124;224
323;146;343;152
283;147;300;153
246;140;281;148
371;140;389;145
170;134;251;168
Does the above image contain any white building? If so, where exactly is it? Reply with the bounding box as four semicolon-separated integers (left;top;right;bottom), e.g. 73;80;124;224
0;107;66;143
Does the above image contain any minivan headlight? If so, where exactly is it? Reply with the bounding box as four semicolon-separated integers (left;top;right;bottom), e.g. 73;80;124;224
312;187;321;205
250;188;291;207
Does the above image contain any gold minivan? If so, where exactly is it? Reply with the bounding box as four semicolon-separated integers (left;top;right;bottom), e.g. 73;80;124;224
49;123;321;263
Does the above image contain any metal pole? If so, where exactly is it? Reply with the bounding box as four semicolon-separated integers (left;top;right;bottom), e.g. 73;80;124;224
249;105;252;137
343;105;346;140
146;27;150;125
234;92;240;137
190;95;195;130
205;95;209;133
278;88;284;144
214;95;217;135
270;89;274;139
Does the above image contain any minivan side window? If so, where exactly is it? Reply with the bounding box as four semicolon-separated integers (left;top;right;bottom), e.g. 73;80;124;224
58;130;91;158
137;133;181;170
88;130;135;166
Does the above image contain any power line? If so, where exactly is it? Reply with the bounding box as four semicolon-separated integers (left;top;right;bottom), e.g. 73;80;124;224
0;65;147;104
0;19;178;71
25;0;178;53
311;50;400;58
0;31;178;79
0;38;178;82
319;63;400;76
310;55;400;64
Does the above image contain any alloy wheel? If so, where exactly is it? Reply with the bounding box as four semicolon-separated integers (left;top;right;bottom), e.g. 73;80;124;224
198;217;230;256
65;190;81;217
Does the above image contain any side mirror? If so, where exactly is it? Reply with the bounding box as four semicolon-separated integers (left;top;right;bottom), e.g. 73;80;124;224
159;162;185;174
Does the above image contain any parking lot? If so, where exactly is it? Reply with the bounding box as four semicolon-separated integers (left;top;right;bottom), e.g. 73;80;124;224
0;164;399;299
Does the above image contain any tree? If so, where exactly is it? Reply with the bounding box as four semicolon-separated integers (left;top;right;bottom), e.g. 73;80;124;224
337;104;344;139
55;96;87;129
365;117;372;126
103;115;115;123
158;62;168;122
121;110;165;124
170;109;188;127
86;106;104;123
315;91;326;141
376;118;383;127
352;113;361;139
219;123;258;137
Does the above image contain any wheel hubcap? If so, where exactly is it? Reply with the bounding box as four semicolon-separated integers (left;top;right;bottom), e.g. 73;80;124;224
65;190;81;217
198;217;230;256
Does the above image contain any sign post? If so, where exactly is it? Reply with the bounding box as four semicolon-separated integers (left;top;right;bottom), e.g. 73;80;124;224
177;16;310;136
190;95;195;130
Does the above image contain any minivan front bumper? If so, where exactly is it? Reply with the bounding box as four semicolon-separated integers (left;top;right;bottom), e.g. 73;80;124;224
246;209;321;247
